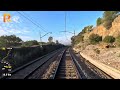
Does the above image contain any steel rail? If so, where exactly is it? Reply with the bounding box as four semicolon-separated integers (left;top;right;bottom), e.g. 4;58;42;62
53;48;81;79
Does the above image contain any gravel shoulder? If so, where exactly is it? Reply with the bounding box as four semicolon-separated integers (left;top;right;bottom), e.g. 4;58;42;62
73;45;120;71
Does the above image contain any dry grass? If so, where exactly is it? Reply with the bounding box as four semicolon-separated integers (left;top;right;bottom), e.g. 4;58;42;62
74;44;120;71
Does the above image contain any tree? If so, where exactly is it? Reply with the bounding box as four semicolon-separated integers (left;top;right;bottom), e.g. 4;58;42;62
0;35;22;48
56;40;59;44
78;25;93;35
71;25;93;46
103;36;115;43
74;35;84;45
0;37;6;47
97;17;103;26
77;35;84;42
103;11;120;29
39;42;46;45
48;36;53;43
89;34;102;44
22;40;39;47
71;36;75;46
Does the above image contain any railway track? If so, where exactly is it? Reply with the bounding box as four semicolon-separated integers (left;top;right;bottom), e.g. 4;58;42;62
41;48;81;79
0;47;115;79
0;47;66;79
54;49;81;79
42;47;114;79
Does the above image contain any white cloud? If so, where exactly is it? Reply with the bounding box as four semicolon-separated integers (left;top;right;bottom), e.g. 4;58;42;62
0;15;3;22
0;24;31;38
0;26;33;41
21;28;31;33
11;29;30;35
8;29;22;34
0;26;8;36
0;29;8;36
0;14;33;41
0;27;18;35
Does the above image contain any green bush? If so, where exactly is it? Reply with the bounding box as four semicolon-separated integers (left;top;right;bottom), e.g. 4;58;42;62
103;36;115;43
74;35;84;44
89;34;102;44
78;35;84;42
97;17;103;26
22;40;39;47
103;11;119;29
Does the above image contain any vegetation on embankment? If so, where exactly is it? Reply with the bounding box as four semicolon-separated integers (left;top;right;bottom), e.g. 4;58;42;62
0;34;64;69
71;11;120;50
71;11;120;71
0;44;64;70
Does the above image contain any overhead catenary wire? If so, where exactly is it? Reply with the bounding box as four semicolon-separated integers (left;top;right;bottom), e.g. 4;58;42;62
22;11;55;43
59;11;72;43
16;11;47;33
14;12;39;34
14;12;40;35
21;11;53;42
16;11;50;42
21;11;48;33
5;12;38;40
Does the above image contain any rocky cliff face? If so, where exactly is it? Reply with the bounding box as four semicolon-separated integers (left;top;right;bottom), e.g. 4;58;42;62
89;15;120;38
109;15;120;37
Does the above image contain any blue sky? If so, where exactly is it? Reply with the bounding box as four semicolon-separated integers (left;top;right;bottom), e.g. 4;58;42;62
0;11;103;45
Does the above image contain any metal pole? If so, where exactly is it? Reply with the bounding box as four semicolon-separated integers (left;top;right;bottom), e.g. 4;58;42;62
39;31;42;48
74;30;75;37
65;11;66;32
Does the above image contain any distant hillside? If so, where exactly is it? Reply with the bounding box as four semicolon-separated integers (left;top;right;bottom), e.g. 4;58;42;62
89;15;120;38
72;12;120;72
